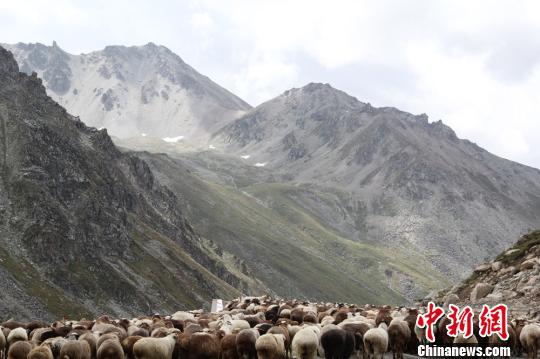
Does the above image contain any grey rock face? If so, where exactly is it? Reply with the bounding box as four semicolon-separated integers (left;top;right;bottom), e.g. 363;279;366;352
470;283;493;302
0;46;241;320
439;230;540;320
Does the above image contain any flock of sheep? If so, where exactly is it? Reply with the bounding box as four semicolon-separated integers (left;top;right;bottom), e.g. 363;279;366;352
0;295;539;359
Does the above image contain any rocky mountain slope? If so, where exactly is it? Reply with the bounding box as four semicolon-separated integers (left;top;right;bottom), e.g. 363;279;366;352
0;46;248;320
2;42;250;140
439;230;540;321
211;83;540;280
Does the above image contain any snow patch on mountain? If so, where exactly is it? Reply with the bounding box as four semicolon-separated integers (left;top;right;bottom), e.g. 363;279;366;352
163;136;184;143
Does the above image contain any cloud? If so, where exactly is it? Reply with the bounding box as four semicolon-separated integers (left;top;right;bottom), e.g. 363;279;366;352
1;0;540;168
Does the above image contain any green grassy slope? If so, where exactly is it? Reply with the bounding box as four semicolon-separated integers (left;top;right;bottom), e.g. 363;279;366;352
139;152;448;304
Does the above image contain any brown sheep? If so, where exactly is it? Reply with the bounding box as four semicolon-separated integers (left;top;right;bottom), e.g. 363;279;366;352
267;325;290;358
26;322;48;333
59;340;91;359
79;333;97;359
27;344;54;359
7;341;33;359
403;308;419;353
186;332;219;359
375;308;392;327
220;334;238;359
96;334;119;352
333;312;347;325
1;322;25;331
290;309;304;325
96;338;123;359
236;329;259;359
388;319;411;359
488;324;516;358
121;336;142;359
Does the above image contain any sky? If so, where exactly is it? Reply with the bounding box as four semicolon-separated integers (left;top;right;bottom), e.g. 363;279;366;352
1;0;540;168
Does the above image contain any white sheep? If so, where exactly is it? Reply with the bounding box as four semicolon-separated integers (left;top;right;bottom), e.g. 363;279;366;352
363;322;388;359
171;311;195;322
256;333;286;359
133;333;177;359
6;328;27;347
291;326;318;359
219;316;250;335
520;323;540;359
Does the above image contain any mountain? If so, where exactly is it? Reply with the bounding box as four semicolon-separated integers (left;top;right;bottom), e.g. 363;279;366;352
212;83;540;280
2;41;250;140
127;149;448;305
0;46;250;320
438;230;540;321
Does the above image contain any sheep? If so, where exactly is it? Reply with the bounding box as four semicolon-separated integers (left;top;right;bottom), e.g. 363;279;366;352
0;322;25;331
221;319;250;335
6;328;27;347
332;312;348;326
7;341;33;359
268;325;291;358
520;323;540;359
255;334;286;359
0;328;5;358
171;311;195;322
78;332;97;359
291;326;319;359
387;318;410;359
363;323;388;359
220;334;238;359
375;308;392;327
453;333;478;346
96;338;123;359
488;324;516;358
59;340;92;359
320;327;355;359
236;328;259;359
42;337;68;358
255;323;273;336
339;321;371;357
29;328;54;344
515;319;529;357
290;309;304;325
27;344;54;359
320;316;335;327
185;332;220;359
133;333;177;359
402;308;419;353
121;336;142;359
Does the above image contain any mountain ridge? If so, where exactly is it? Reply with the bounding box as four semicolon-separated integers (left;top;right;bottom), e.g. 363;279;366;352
210;82;540;282
2;41;251;140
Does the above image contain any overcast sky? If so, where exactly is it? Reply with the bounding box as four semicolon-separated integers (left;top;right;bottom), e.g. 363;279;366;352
2;0;540;168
